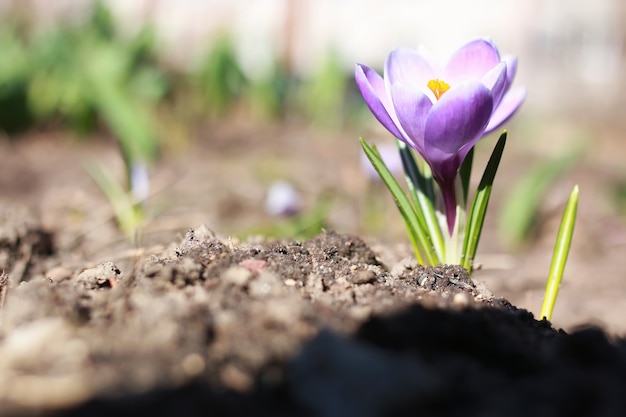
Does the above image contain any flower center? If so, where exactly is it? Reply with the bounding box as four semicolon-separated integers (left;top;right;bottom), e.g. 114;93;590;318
427;79;450;100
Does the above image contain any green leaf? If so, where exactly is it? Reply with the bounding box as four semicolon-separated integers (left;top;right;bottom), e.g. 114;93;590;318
397;141;444;262
397;141;435;202
82;44;157;162
459;146;474;206
462;131;507;273
361;138;437;265
540;184;579;321
85;159;144;240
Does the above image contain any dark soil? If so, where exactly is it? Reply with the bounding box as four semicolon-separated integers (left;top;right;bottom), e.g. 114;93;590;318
1;208;626;417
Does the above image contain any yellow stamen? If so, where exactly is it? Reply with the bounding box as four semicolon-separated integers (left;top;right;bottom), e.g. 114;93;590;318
427;79;450;100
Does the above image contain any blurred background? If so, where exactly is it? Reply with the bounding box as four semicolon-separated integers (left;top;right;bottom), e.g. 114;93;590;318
1;0;626;333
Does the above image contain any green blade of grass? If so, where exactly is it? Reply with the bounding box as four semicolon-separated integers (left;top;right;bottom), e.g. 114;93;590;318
361;138;437;265
85;159;144;239
363;141;425;265
397;140;435;202
462;131;507;273
540;184;579;321
397;141;444;263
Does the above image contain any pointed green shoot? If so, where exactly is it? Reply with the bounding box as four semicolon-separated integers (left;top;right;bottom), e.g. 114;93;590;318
540;184;579;321
360;138;437;265
462;131;507;273
397;141;444;262
85;159;144;240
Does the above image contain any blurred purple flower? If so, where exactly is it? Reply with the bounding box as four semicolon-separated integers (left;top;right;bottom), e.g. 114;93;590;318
130;161;150;203
355;38;525;233
265;180;302;217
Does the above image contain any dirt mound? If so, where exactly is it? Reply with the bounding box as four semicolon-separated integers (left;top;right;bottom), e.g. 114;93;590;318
1;221;625;416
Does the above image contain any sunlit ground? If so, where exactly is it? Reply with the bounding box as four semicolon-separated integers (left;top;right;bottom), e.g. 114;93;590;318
1;0;626;334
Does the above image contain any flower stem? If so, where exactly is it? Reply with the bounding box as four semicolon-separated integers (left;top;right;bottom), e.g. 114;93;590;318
443;203;466;264
440;180;458;237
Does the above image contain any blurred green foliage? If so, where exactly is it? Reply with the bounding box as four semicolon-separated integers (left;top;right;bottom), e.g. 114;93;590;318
298;51;349;128
610;182;626;222
246;60;291;121
0;3;166;159
0;2;168;239
0;2;364;239
0;2;365;140
497;146;584;247
193;35;247;118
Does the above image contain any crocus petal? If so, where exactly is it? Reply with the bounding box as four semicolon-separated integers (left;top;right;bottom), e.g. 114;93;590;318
355;64;405;140
484;86;526;135
444;39;501;85
390;83;433;155
384;47;437;93
502;55;518;91
481;62;507;110
423;81;493;236
424;82;493;158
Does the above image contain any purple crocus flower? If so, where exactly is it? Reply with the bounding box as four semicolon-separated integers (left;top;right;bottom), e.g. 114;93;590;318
355;38;525;234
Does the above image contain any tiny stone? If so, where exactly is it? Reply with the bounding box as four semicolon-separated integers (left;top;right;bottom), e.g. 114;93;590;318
350;270;377;285
249;272;284;298
350;305;372;320
264;299;299;325
46;266;72;283
284;278;297;286
181;353;205;376
220;364;253;392
2;318;73;366
75;262;120;290
418;274;432;287
453;292;471;307
239;258;268;272
222;267;252;286
391;257;418;278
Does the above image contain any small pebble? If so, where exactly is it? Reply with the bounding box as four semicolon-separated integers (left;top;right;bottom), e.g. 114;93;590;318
45;266;72;283
181;353;205;376
249;272;284;298
222;267;252;286
391;257;418;278
418;274;432;287
220;364;253;392
239;258;268;272
75;262;120;290
350;270;377;285
453;292;471;307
